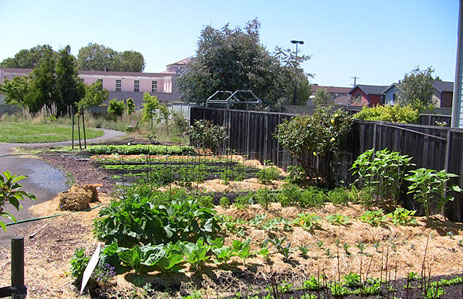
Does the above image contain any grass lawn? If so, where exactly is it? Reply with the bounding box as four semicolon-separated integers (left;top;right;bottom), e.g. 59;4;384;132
0;122;104;143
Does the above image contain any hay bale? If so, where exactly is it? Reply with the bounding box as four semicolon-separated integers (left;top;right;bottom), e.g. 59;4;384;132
58;184;100;211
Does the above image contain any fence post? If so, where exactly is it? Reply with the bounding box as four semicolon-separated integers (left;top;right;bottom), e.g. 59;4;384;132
443;129;452;214
11;237;26;299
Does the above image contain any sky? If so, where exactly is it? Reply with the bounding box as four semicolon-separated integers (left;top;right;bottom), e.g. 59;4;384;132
0;0;459;88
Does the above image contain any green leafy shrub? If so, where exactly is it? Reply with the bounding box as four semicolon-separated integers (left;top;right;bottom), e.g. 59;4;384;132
70;248;90;280
258;165;281;184
0;171;36;231
189;120;228;154
353;104;419;123
294;213;322;232
388;208;416;225
299;186;326;208
360;209;388;226
406;168;461;219
326;187;351;205
219;196;230;208
326;214;351;226
276;107;351;188
126;98;135;115
108;98;125;116
277;183;301;207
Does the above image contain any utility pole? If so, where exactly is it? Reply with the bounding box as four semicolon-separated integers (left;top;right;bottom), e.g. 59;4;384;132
351;76;360;87
291;40;304;105
452;0;463;128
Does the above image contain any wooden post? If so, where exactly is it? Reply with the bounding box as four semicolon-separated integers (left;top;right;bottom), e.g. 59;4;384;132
77;113;82;150
82;109;87;149
71;106;75;150
443;129;452;215
11;237;26;299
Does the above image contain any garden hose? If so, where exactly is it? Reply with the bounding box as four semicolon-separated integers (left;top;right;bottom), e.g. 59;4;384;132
5;203;105;227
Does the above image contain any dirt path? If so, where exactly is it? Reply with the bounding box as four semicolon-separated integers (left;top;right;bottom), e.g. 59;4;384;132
0;129;126;246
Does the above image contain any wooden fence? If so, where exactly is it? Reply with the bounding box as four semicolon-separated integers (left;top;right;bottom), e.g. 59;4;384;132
190;106;463;221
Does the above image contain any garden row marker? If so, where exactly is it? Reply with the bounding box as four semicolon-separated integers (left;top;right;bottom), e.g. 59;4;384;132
80;243;101;295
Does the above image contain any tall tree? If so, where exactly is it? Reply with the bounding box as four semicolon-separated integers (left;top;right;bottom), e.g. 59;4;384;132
397;67;435;108
24;51;57;113
177;20;311;109
55;46;85;115
78;80;109;109
116;50;145;72
77;43;145;72
77;43;117;71
0;45;56;68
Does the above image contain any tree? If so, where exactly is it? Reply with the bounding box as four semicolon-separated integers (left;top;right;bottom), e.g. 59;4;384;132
142;92;160;128
24;51;57;113
78;80;109;109
77;43;145;72
396;67;435;109
55;46;85;115
116;51;145;72
159;104;170;135
0;45;57;68
177;19;311;109
108;99;125;116
312;87;331;106
0;76;30;106
126;98;135;115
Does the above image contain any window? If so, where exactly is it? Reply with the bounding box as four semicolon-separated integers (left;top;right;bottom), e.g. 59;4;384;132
134;80;139;92
152;80;158;92
116;80;121;92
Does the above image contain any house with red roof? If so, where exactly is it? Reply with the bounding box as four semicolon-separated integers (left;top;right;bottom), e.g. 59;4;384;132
349;84;388;106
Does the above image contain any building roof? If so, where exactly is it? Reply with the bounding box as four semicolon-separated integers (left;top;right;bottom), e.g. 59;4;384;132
382;83;398;94
350;84;389;95
166;58;192;66
0;68;175;78
431;80;453;93
312;84;351;94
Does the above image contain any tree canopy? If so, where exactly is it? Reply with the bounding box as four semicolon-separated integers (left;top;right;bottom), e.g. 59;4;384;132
0;45;56;69
77;43;145;72
397;67;436;109
177;19;311;109
312;87;331;107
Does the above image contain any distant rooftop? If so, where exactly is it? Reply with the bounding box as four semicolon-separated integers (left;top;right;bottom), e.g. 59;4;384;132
351;84;389;95
432;80;453;93
312;84;351;94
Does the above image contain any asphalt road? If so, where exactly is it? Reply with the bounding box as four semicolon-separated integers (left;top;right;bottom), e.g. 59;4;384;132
0;128;125;246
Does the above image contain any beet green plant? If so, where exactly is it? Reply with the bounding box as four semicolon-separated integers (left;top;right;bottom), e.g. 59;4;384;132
406;168;461;219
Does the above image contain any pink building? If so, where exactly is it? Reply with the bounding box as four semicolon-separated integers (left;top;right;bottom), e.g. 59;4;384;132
0;58;191;105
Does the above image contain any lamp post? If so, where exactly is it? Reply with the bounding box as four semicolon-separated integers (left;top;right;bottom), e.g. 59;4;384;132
291;40;304;105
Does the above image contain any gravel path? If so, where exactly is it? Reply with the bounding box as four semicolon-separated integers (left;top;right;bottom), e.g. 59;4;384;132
0;128;125;246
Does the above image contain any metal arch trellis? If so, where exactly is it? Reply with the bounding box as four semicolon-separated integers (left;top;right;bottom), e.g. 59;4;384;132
205;90;262;109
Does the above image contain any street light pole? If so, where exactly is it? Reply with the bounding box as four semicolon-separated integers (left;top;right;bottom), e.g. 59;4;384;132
291;40;304;105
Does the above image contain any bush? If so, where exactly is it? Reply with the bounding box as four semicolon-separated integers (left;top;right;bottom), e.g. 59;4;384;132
219;196;230;208
326;187;352;206
275;106;351;188
299;187;326;208
353;105;419;124
258;165;281;184
189;120;228;155
108;98;125;116
126;98;135;115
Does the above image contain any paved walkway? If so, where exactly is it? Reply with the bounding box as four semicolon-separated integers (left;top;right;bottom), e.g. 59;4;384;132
0;129;125;245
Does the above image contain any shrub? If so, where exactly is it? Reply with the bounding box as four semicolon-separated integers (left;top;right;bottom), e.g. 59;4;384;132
126;98;135;115
219;196;230;208
353;104;419;124
275;106;351;188
299;186;326;208
108;98;125;116
258;165;281;184
189;120;228;155
326;187;351;205
278;183;302;207
0;171;36;231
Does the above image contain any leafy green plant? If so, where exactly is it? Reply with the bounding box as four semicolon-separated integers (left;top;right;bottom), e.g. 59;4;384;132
294;213;322;232
302;275;323;291
360;209;388;227
108;98;125;117
424;286;445;299
232;239;252;265
330;282;350;297
388;208;417;225
298;244;309;259
70;248;90;280
181;238;211;271
343;243;351;255
219;196;230;208
299;186;326;208
327;187;352;205
326;214;351;226
267;237;291;262
0;171;36;231
258;164;281;184
277;281;293;293
88;144;194;155
277;183;302;207
343;272;361;288
351;148;414;206
406;168;461;219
